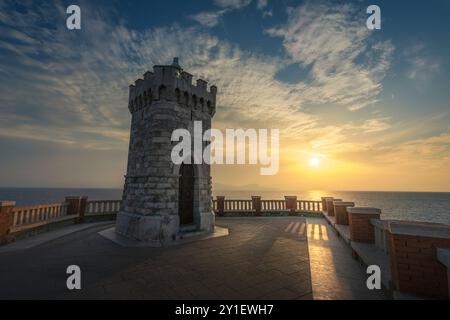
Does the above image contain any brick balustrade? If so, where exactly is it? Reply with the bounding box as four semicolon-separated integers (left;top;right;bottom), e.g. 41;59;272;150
321;197;331;212
437;248;450;299
326;198;342;216
320;197;450;299
387;221;450;299
334;201;355;225
347;207;381;243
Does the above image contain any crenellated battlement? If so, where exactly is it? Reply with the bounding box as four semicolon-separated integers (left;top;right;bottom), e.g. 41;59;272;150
128;58;217;116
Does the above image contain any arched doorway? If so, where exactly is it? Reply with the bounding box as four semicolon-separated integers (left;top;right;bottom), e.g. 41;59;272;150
178;163;195;225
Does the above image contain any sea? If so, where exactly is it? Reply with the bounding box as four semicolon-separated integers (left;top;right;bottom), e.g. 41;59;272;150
1;188;449;225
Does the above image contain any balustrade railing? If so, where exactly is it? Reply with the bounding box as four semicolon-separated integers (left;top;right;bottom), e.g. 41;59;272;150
297;200;322;212
261;200;287;211
10;197;320;228
12;203;70;227
86;200;121;215
222;199;252;212
5;198;120;233
212;197;322;214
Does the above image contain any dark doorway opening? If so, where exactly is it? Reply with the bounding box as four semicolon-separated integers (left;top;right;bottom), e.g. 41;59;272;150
178;163;194;225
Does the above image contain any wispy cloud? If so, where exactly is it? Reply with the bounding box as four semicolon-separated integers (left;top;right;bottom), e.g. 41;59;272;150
0;1;395;154
404;43;440;82
256;0;271;18
375;131;450;170
266;2;394;111
361;117;391;133
262;10;273;18
190;0;253;28
2;0;450;190
189;9;229;27
214;0;252;9
257;0;268;9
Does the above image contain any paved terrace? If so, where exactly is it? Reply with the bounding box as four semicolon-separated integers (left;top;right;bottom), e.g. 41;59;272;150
0;217;387;300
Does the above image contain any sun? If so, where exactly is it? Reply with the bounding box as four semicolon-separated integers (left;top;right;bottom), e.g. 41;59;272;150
309;157;321;168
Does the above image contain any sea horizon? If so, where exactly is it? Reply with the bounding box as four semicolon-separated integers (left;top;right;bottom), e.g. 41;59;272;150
2;186;450;193
1;187;449;225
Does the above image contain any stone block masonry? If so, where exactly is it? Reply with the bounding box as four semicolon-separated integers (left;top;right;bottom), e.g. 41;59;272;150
116;58;217;244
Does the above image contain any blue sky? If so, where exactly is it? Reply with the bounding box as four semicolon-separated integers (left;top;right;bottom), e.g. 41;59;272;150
0;0;449;191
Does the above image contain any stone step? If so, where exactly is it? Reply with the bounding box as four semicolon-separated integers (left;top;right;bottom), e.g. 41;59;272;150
178;230;206;240
179;224;197;233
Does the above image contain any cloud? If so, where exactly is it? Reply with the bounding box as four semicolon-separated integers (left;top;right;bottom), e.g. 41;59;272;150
292;116;391;157
407;57;439;80
262;10;273;18
189;9;228;27
375;131;450;170
214;0;252;9
266;2;394;111
2;0;450;190
404;43;439;81
190;0;252;28
0;1;393;161
360;117;391;133
257;0;268;10
0;0;404;179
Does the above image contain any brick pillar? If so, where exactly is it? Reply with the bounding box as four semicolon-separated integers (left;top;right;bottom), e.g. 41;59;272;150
437;248;450;299
65;196;88;223
216;196;225;217
388;221;450;299
334;201;355;225
0;201;15;244
285;196;297;216
326;198;342;216
251;196;261;216
347;207;381;243
321;197;331;212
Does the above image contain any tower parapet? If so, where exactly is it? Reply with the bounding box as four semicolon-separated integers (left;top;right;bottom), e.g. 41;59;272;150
128;58;217;116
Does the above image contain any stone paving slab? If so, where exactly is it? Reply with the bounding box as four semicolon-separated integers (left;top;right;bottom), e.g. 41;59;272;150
320;214;392;292
73;217;313;300
0;217;390;300
98;225;229;247
306;218;388;300
0;222;114;254
0;217;312;300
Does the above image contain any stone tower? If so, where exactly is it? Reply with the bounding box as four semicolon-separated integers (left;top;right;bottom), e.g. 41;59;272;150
115;58;217;245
